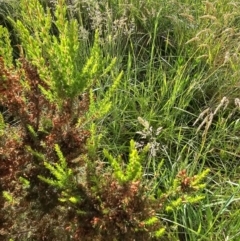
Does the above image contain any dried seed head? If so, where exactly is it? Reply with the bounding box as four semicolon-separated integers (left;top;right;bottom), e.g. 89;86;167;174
200;15;217;21
235;98;240;109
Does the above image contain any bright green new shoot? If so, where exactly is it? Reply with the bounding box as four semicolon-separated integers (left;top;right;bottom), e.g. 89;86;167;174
104;139;148;183
0;113;5;137
38;144;73;189
0;25;13;68
2;191;15;204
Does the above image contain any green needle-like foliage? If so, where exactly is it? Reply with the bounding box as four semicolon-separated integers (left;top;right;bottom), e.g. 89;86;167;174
164;168;210;212
0;25;12;68
0;113;5;137
38;144;73;189
7;0;114;106
104;139;148;183
2;191;14;204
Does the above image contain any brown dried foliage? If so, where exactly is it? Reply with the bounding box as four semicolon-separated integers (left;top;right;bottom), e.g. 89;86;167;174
66;170;163;241
0;56;162;240
0;56;90;239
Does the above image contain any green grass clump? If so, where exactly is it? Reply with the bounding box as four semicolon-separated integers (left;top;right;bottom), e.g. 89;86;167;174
0;0;240;240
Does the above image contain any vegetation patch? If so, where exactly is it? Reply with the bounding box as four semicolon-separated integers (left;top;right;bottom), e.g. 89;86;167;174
0;0;240;240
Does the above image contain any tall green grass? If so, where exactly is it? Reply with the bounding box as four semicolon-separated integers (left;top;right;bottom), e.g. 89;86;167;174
88;0;240;240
